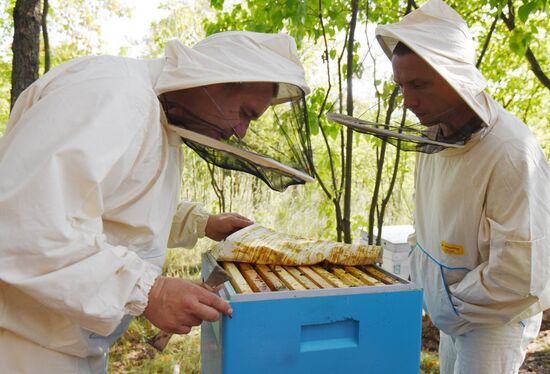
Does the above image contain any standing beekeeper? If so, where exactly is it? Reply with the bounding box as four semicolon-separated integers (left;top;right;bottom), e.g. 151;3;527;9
0;31;311;372
375;0;550;373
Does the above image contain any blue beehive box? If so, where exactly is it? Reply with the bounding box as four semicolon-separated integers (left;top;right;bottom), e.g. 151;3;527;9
201;254;423;374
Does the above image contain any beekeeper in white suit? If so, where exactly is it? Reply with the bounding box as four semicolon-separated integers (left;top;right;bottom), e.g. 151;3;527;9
0;31;310;372
376;1;550;373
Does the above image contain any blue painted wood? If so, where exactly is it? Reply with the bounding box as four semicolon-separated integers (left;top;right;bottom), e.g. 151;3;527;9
202;286;423;374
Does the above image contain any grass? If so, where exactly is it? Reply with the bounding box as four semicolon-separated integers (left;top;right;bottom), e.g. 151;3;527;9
110;325;441;373
420;351;440;373
109;319;201;374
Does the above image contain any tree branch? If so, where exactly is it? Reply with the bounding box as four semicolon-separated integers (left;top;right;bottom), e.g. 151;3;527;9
500;1;549;89
367;86;398;245
476;11;499;68
525;48;550;89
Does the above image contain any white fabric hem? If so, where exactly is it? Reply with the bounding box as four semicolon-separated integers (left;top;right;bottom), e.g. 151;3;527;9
124;264;161;316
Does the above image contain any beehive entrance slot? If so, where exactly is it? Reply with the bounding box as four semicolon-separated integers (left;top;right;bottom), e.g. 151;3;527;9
300;319;359;352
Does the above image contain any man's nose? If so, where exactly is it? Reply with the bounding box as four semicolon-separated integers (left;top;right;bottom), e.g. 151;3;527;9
401;87;419;110
233;120;250;139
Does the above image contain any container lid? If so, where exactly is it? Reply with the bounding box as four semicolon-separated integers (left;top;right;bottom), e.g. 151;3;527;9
373;225;415;244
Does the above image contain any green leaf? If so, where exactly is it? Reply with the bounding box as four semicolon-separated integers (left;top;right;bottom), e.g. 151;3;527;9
509;28;532;55
488;0;505;8
210;0;225;10
309;115;320;136
325;123;340;139
518;1;537;23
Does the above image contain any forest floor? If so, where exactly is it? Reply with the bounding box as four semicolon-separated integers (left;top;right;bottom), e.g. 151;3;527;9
421;310;550;373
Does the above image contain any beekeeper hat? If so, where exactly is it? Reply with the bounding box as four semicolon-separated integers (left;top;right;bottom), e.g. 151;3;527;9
155;31;310;104
375;0;492;126
156;31;314;191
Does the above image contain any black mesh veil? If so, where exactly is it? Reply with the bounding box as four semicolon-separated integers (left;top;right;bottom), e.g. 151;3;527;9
325;112;468;153
168;84;314;192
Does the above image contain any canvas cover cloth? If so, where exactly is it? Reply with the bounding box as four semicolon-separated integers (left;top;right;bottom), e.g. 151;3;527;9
211;224;381;265
375;0;550;367
0;31;309;373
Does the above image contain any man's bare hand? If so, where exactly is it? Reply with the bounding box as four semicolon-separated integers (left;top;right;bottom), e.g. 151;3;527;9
143;276;232;334
205;213;253;241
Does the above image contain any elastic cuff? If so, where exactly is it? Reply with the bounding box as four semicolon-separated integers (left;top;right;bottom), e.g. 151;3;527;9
168;202;211;248
195;205;210;238
124;264;161;316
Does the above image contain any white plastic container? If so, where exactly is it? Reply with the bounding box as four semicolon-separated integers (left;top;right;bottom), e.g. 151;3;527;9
360;225;414;279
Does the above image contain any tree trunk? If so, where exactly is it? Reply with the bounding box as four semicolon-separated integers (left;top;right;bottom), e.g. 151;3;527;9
42;0;50;74
11;0;42;109
343;0;359;244
368;86;399;245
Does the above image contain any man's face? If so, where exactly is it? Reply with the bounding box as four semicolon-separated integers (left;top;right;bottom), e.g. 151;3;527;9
163;82;274;140
391;52;466;127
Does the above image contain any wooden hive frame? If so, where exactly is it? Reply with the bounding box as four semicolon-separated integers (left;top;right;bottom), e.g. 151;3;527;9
222;261;403;294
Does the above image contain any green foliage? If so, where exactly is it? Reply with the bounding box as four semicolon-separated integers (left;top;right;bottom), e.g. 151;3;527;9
306;88;341;139
508;0;549;56
204;0;354;47
0;60;10;134
465;0;549;58
0;1;14;132
307;87;327;111
45;0;130;56
1;0;132;129
518;0;548;22
0;1;15;61
509;26;533;55
449;0;549;146
142;0;212;58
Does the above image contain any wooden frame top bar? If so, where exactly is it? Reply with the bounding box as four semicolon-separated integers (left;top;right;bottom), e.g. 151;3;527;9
222;261;403;294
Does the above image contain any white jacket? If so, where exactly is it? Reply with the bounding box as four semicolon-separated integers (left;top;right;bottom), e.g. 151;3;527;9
0;56;206;370
376;0;550;336
412;100;550;336
0;31;309;371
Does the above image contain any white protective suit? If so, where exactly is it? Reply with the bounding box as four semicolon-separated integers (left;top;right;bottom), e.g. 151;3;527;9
0;31;309;373
376;0;550;373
